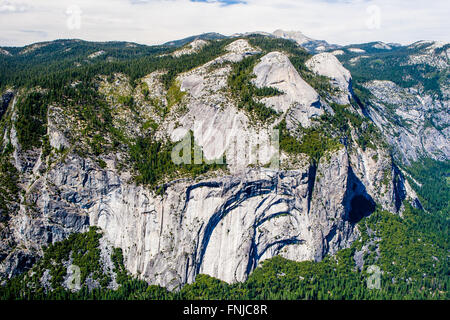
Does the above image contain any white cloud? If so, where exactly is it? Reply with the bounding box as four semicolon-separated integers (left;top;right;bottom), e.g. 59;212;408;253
0;0;448;46
0;0;29;13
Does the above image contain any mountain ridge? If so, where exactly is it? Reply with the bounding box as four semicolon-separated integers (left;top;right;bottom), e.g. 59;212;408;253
0;32;448;299
1;29;446;56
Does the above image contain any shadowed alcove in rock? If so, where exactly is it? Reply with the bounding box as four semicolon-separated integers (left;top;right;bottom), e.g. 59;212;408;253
348;194;376;223
344;167;376;223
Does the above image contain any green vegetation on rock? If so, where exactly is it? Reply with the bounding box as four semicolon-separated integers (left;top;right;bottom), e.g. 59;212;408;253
276;119;341;165
15;91;49;150
0;147;20;222
227;54;281;122
130;131;226;191
404;158;450;215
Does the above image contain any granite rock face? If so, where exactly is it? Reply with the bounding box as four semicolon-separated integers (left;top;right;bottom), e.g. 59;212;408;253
252;52;324;129
0;140;412;289
334;40;450;164
171;39;209;58
363;80;449;163
0;38;424;289
272;29;340;53
406;41;449;70
306;52;353;105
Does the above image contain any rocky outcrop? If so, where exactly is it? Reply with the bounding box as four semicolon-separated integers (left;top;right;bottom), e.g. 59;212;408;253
172;39;209;58
88;50;106;59
364;80;449;163
252;51;324;129
272;29;340;53
47;106;70;150
0;49;12;56
372;42;392;50
0;136;414;289
170;40;278;173
0;38;424;290
306;52;353;105
406;41;449;70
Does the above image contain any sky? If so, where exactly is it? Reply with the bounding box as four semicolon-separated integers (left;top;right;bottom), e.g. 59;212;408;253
0;0;448;47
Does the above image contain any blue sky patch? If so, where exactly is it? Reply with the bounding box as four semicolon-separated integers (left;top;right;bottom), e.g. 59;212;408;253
190;0;247;6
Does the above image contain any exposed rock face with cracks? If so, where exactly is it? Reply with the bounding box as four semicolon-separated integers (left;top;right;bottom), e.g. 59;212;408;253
0;38;423;290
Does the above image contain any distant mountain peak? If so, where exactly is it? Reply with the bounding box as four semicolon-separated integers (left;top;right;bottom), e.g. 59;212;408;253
163;32;226;47
272;29;313;45
271;29;340;53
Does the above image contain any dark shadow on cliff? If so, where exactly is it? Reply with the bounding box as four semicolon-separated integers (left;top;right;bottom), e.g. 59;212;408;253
392;163;407;212
306;163;317;213
0;91;14;121
344;166;376;224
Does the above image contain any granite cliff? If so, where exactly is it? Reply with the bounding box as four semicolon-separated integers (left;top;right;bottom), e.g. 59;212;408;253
0;35;445;291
